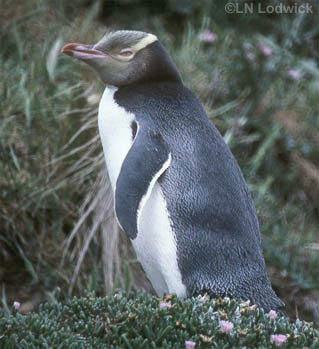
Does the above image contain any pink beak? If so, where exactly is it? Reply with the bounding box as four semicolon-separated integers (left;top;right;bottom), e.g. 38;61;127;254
61;43;109;60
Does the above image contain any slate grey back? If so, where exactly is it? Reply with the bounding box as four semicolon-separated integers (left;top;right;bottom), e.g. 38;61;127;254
115;41;284;312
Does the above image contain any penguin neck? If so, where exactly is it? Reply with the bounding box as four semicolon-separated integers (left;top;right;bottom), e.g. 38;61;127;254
142;41;182;84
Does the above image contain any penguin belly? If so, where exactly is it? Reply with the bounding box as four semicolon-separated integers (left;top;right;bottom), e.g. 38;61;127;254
98;87;186;297
132;182;186;297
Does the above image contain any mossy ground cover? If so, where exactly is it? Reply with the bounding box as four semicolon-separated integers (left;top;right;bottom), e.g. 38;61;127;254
1;0;319;329
1;291;318;348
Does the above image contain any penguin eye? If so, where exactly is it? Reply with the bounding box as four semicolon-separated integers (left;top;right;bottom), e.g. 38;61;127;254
118;48;134;60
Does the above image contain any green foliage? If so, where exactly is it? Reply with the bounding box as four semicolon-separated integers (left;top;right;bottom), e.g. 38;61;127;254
1;292;318;348
0;0;105;297
1;0;318;327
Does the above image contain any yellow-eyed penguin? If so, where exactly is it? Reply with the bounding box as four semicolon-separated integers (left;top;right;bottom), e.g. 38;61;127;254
61;30;284;311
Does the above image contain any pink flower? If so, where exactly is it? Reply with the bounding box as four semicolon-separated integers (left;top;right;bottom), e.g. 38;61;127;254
269;310;277;319
159;301;171;309
185;340;196;349
198;30;217;43
219;320;234;333
257;42;272;56
13;301;21;310
286;67;301;80
271;334;288;347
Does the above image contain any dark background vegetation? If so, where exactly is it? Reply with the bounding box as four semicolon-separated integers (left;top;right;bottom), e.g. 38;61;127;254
1;0;318;327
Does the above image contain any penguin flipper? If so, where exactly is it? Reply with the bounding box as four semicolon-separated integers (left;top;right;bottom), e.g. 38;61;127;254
115;128;171;239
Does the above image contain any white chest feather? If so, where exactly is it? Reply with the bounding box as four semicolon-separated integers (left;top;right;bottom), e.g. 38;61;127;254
98;87;135;188
98;87;186;297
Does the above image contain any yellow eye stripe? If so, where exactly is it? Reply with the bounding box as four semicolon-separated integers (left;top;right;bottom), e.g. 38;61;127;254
131;33;158;53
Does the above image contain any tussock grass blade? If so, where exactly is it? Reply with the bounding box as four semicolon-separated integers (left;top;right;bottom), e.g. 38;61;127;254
16;244;38;283
124;261;132;293
46;37;63;82
210;99;240;118
9;146;21;171
67;171;117;296
24;92;31;128
249;124;282;176
1;285;10;316
80;0;102;35
12;26;25;62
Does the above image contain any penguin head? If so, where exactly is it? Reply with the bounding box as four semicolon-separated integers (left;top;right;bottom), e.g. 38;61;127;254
61;30;181;87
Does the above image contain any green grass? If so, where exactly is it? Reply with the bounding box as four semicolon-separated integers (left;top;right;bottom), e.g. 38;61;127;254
1;0;318;328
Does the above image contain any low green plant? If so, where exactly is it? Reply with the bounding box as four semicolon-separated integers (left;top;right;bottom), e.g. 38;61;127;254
1;291;318;348
1;0;318;328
